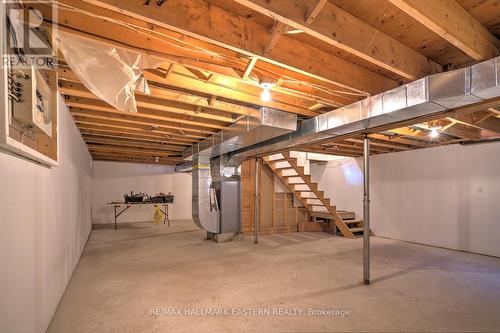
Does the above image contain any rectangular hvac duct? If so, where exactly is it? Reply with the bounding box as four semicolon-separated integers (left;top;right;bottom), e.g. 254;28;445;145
183;107;297;159
471;56;500;99
224;55;500;163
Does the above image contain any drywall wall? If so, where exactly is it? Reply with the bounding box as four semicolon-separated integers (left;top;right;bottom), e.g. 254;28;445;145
91;162;192;224
310;141;500;257
0;95;92;333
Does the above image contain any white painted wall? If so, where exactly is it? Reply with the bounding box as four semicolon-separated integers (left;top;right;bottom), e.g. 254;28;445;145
0;96;92;333
91;162;192;224
310;141;500;257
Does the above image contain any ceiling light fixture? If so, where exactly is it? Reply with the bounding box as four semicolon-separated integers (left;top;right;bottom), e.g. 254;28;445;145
430;127;440;139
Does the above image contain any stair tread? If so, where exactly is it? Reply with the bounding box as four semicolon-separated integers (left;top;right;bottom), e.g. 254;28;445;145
266;154;357;239
310;211;356;220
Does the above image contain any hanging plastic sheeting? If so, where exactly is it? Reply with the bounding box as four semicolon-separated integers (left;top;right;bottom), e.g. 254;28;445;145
56;31;165;113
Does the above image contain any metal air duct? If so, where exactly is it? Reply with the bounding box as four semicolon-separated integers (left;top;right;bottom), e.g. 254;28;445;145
190;107;297;237
187;56;500;236
226;56;500;162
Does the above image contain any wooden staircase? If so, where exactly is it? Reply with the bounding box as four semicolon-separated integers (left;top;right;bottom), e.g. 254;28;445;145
263;152;363;239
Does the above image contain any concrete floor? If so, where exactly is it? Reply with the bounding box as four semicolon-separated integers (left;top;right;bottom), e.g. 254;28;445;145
48;220;500;333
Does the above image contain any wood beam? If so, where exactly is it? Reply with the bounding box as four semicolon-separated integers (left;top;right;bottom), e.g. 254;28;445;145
82;0;398;94
232;0;442;80
452;111;500;134
89;150;183;161
242;57;258;80
144;68;318;116
87;144;180;157
305;0;327;25
64;96;226;132
346;138;409;151
80;132;186;147
58;69;255;116
70;110;214;138
44;1;325;116
299;147;361;157
78;127;191;146
83;137;184;152
59;66;318;117
91;156;179;165
368;133;438;148
59;81;236;123
389;0;499;61
48;1;359;108
264;21;287;56
73;118;205;143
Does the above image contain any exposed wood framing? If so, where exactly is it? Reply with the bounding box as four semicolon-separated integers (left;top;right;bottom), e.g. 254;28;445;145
30;0;499;164
305;0;328;25
242;57;258;80
264;21;287;56
232;0;443;80
389;0;499;61
81;0;398;94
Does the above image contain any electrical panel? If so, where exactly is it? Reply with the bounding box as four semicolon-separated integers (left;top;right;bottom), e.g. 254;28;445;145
9;66;53;137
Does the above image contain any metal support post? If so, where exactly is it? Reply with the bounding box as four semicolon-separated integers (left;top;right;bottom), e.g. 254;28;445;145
363;135;371;285
254;158;260;244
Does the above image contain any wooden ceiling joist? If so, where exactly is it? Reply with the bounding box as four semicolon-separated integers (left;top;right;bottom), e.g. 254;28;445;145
65;99;225;133
91;156;180;165
83;137;184;153
48;1;359;109
232;0;443;80
59;81;238;123
451;111;500;135
144;68;319;117
74;120;203;144
78;128;190;147
58;69;257;117
70;111;216;140
81;133;186;148
51;27;323;117
299;146;362;157
389;0;499;61
90;150;183;161
82;0;398;94
87;144;181;157
35;0;500;165
368;133;438;149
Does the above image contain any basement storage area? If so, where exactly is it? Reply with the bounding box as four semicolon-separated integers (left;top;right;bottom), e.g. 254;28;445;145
1;1;500;333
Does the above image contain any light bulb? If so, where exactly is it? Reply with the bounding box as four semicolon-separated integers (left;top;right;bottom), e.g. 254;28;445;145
260;88;271;102
221;167;235;178
430;127;439;138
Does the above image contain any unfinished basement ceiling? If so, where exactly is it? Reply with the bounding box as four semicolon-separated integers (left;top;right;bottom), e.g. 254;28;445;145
34;0;500;164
